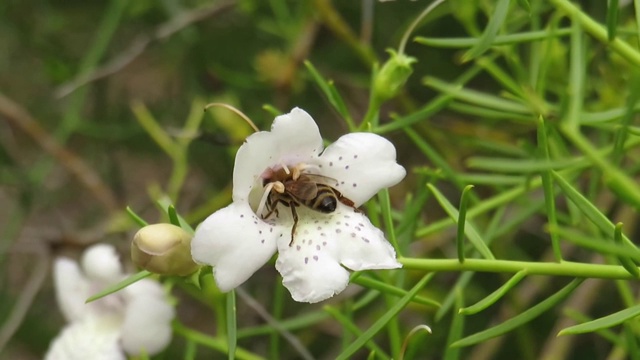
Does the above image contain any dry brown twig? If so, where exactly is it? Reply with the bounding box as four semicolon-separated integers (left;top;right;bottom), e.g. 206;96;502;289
0;93;119;212
54;0;235;99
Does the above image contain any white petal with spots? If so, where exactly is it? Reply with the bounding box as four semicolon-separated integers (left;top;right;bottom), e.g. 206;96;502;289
312;132;406;207
232;108;324;202
275;214;350;303
331;208;402;270
191;202;285;291
274;205;400;303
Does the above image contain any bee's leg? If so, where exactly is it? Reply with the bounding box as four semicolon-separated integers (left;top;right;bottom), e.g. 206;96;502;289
262;198;282;219
337;193;362;213
289;203;299;246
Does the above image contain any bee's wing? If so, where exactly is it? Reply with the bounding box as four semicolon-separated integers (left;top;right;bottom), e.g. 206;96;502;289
287;179;318;200
300;173;338;187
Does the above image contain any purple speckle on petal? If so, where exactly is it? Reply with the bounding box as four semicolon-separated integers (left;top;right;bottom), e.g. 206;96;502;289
317;226;322;230
305;257;309;264
259;230;262;234
316;245;321;250
351;233;356;238
309;240;313;245
352;183;357;187
339;156;343;161
313;255;319;261
329;162;333;166
359;223;365;227
336;229;342;234
261;239;265;243
354;154;358;159
240;214;244;218
362;237;370;243
323;241;327;246
355;226;361;231
321;233;326;237
345;165;349;170
345;215;351;219
296;245;301;251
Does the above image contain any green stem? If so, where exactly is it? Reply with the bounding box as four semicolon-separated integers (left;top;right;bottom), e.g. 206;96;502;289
550;0;640;67
399;258;640;279
173;322;264;360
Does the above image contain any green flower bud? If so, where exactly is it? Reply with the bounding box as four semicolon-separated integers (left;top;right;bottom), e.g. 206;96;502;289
132;224;199;276
372;49;417;102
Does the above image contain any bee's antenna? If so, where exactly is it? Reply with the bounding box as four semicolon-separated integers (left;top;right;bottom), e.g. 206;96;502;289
204;103;260;133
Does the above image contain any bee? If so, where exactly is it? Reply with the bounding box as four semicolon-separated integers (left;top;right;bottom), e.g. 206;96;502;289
261;166;358;245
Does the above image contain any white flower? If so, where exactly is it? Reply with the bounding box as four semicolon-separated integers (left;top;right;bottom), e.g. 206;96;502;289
191;108;406;303
46;244;174;360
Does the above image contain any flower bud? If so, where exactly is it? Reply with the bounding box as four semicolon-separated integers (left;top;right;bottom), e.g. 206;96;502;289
372;49;417;102
132;224;199;276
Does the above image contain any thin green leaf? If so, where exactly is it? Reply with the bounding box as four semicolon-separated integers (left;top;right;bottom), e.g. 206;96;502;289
335;274;433;360
467;157;578;173
614;223;640;277
423;77;532;115
415;28;572;48
452;278;583;347
157;198;194;233
428;184;495;260
324;306;391;359
551;171;637;250
352;276;441;308
444;289;464;360
462;0;512;62
457;185;474;263
549;226;640;263
399;325;432;360
459;270;527;315
558;303;640;336
538;116;561;261
262;104;282;117
607;0;620;41
436;272;473;322
126;206;149;227
168;204;181;227
625;322;640;360
227;290;237;360
304;61;354;129
86;270;152;303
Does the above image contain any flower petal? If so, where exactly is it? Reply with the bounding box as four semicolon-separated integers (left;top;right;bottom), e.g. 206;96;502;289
313;132;406;207
275;204;400;303
330;207;402;271
191;202;285;291
53;258;91;322
233;107;324;201
274;208;352;303
81;244;124;283
122;278;165;302
45;318;125;360
120;296;174;356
